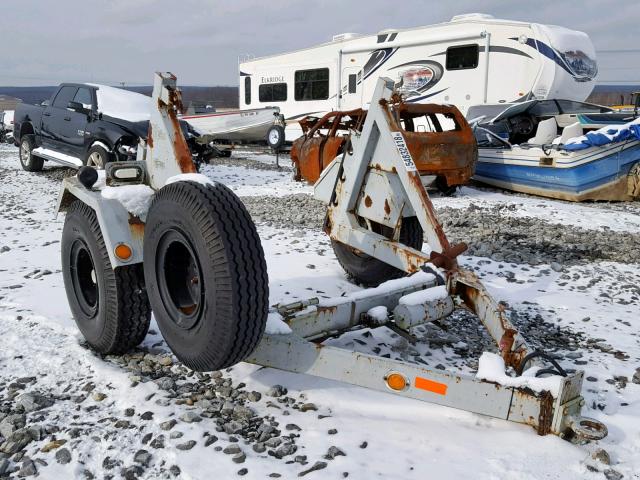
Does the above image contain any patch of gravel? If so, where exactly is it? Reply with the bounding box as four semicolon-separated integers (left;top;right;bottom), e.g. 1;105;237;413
240;194;640;266
207;153;292;173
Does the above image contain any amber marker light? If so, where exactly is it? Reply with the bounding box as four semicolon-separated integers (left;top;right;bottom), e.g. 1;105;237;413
114;243;133;261
385;372;408;391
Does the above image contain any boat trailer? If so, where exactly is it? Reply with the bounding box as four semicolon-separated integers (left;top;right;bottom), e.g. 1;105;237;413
56;73;607;441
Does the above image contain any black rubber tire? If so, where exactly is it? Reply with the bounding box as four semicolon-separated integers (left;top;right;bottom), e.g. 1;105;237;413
266;125;286;150
143;181;269;372
19;134;44;172
85;145;111;169
435;176;458;196
62;201;151;354
332;217;424;287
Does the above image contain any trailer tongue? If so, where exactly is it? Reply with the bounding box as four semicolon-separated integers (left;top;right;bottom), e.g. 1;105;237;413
56;72;607;441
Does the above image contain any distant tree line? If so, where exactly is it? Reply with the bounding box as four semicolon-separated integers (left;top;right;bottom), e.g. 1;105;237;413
0;85;240;110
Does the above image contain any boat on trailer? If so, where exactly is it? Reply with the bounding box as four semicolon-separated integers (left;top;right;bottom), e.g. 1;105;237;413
472;100;640;201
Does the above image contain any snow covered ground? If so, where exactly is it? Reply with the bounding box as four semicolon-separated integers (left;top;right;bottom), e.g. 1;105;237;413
0;144;639;479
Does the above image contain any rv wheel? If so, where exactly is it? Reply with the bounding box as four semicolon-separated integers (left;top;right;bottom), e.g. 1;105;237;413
332;216;423;287
61;201;151;354
266;125;285;150
143;181;269;372
19;134;44;172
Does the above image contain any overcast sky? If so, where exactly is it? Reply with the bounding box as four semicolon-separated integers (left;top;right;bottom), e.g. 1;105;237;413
1;0;638;86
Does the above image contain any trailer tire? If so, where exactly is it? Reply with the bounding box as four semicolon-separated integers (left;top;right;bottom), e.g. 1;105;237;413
19;134;44;172
266;125;285;150
143;181;269;372
62;201;151;354
332;216;423;287
435;176;457;196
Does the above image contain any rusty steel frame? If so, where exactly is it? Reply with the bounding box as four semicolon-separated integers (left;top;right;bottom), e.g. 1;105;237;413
315;78;532;370
54;73;606;441
299;77;607;439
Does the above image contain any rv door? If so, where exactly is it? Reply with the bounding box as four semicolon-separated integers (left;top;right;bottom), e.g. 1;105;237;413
341;66;364;111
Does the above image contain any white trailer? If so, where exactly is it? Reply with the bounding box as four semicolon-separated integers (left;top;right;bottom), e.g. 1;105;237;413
238;13;598;140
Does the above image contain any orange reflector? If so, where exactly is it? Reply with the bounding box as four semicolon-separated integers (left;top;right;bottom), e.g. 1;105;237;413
415;377;448;395
114;243;132;260
385;373;408;391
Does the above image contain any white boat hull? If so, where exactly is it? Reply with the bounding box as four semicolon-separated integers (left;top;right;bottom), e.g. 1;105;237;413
182;107;279;142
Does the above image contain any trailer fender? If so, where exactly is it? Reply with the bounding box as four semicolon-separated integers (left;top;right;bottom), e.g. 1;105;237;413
56;177;145;267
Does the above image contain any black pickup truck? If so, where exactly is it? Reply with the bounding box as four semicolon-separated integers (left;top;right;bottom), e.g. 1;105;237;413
13;83;216;172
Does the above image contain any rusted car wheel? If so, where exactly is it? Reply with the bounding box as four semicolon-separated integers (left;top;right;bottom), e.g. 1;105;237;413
143;181;269;372
332;216;423;287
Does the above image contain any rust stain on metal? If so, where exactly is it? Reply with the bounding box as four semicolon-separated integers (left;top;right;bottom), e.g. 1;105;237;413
316;305;338;315
384;199;391;215
364;195;373;208
537;391;554;435
164;86;195;174
454;269;529;370
147;124;153;149
128;214;145;239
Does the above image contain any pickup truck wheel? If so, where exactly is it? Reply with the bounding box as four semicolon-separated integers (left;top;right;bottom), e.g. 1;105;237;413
62;201;151;354
86;145;110;169
143;181;269;372
332;217;423;287
19;135;44;172
266;125;285;150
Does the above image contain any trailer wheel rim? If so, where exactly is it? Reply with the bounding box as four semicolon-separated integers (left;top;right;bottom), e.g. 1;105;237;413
268;129;280;145
87;151;104;169
155;228;204;330
70;239;99;318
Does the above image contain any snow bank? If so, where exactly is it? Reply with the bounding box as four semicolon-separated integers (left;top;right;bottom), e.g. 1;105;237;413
476;352;563;398
399;285;448;306
166;173;214;187
101;185;155;219
89;84;151;122
265;312;292;335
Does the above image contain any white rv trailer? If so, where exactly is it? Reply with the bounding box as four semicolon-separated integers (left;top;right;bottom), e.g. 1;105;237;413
238;13;597;140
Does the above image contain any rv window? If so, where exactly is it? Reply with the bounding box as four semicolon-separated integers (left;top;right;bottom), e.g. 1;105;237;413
295;68;329;101
348;74;357;94
259;83;287;102
244;77;251;105
446;45;479;70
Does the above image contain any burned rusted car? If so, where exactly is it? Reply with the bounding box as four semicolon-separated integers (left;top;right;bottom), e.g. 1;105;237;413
290;100;477;194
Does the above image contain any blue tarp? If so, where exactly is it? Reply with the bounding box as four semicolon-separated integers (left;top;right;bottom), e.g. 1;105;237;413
563;117;640;151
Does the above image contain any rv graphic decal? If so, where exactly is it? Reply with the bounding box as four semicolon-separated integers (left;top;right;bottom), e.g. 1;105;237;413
512;38;597;82
362;47;399;81
557;50;598;81
388;60;444;99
